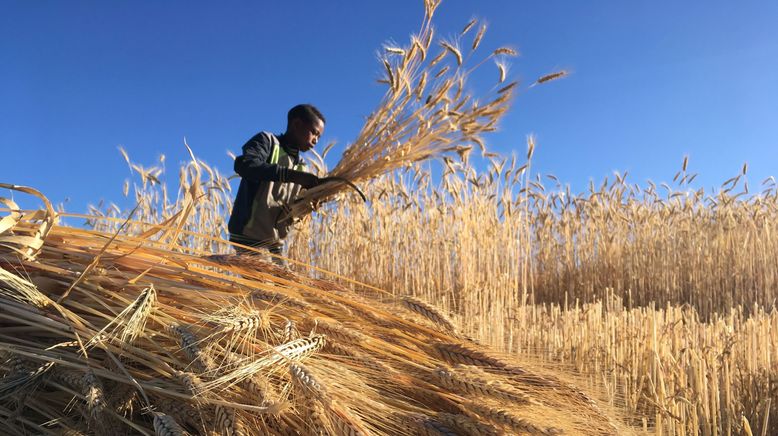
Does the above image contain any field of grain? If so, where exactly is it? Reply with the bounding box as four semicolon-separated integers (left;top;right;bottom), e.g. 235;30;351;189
286;154;777;435
2;0;775;434
287;151;777;435
64;133;777;435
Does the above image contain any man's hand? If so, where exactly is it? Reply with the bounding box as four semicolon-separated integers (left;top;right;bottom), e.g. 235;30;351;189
285;169;321;189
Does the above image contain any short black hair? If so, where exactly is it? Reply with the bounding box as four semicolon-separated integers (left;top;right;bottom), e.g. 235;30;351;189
287;104;325;125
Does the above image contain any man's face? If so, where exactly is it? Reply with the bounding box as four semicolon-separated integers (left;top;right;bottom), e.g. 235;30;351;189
290;117;324;152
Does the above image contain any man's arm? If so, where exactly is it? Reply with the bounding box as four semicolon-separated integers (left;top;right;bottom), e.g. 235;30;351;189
233;132;284;182
233;132;321;188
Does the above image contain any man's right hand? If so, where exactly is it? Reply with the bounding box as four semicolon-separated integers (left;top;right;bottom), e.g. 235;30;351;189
285;169;321;189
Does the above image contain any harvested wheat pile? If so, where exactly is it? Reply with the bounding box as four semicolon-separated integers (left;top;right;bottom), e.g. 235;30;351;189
0;186;624;435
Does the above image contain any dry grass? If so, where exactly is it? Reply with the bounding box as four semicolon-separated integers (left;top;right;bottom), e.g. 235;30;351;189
38;135;776;434
293;150;778;320
287;151;777;434
0;194;621;434
2;1;776;434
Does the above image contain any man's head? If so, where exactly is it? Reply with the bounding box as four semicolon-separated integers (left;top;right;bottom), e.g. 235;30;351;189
285;104;325;152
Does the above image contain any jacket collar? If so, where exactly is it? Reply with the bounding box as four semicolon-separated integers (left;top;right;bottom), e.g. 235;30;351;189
277;133;300;161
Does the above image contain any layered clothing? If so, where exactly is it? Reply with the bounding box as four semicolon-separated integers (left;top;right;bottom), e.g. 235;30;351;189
228;132;306;252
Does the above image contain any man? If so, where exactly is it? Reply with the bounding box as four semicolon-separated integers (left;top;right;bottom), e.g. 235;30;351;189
228;104;325;264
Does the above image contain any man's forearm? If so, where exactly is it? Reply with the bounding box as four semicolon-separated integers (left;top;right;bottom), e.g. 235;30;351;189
234;158;285;182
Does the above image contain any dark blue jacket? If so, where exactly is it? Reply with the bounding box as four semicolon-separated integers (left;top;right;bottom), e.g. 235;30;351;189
228;132;302;240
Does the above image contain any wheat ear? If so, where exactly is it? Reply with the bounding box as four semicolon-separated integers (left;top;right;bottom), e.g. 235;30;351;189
428;366;533;405
167;323;215;372
153;412;188;436
435;412;501;436
401;296;457;333
215;404;247;436
466;401;562;434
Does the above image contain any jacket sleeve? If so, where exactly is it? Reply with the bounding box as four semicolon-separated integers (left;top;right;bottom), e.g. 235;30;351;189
233;132;285;182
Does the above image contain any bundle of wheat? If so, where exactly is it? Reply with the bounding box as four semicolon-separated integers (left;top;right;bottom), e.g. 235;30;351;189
0;184;625;435
287;0;518;220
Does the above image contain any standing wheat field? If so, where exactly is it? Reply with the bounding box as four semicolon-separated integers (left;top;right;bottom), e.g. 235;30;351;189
2;0;775;434
288;154;777;435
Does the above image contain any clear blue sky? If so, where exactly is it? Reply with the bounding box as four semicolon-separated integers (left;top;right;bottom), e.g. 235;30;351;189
2;1;777;212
